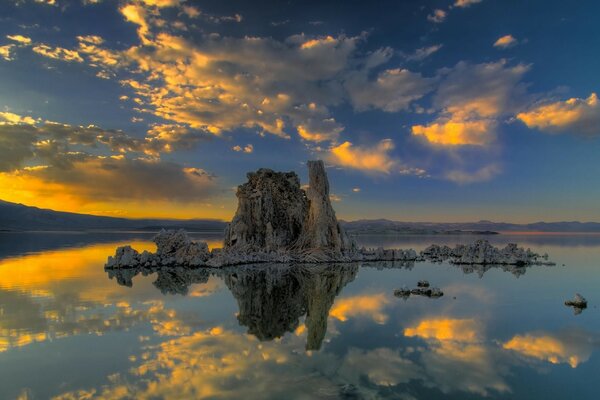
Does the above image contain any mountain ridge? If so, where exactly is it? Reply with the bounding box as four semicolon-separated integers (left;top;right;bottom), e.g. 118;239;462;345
2;199;600;233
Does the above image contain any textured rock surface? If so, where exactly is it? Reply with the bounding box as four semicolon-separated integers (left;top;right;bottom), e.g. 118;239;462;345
224;168;308;252
421;240;549;266
297;160;353;253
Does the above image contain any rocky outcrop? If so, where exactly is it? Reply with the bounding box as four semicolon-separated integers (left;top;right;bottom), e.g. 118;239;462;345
421;240;549;266
106;229;210;269
104;161;554;269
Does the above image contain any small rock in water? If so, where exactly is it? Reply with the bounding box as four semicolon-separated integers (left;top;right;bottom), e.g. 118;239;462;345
417;280;430;288
410;286;443;298
565;293;587;314
393;286;411;299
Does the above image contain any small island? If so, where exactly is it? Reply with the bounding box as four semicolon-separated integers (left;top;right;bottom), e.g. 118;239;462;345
105;161;553;269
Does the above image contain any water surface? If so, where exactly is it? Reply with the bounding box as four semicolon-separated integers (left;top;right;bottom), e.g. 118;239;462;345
1;232;599;399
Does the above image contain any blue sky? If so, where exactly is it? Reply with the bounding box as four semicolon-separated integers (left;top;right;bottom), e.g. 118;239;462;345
1;0;599;222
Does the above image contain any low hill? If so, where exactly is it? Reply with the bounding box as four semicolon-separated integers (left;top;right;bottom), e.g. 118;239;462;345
0;200;227;232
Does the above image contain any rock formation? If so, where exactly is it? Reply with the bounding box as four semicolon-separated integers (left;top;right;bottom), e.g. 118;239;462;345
223;168;308;252
104;161;554;269
421;240;549;266
223;160;353;256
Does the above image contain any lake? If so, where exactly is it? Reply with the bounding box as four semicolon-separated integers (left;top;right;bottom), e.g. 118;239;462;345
1;232;599;399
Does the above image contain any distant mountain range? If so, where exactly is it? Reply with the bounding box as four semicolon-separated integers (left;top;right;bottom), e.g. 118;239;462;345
2;200;600;233
0;200;227;232
339;219;600;234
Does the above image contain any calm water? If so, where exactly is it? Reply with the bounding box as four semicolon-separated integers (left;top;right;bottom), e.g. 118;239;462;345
1;232;599;399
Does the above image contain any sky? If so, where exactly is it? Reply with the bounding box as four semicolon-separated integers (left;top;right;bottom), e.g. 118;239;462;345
1;0;600;222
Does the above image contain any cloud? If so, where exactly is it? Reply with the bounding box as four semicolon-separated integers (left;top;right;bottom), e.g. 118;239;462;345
405;44;443;62
140;0;181;7
329;293;391;324
339;348;421;387
412;60;530;147
6;34;32;45
516;93;600;136
404;318;509;396
0;114;218;202
27;5;431;151
297;118;343;142
9;156;216;202
494;35;517;49
0;125;37;172
454;0;483;8
182;5;200;18
404;318;481;342
346;68;436;112
0;111;37;125
445;163;502;184
503;330;600;368
352;187;361;192
328;139;398;174
232;144;253;153
32;44;84;62
412;119;494;146
428;9;447;23
0;45;15;61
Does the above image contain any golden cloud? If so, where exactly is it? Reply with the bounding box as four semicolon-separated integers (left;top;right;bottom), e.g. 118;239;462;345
6;34;32;45
412;118;494;146
412;60;529;148
494;34;517;48
0;44;15;61
329;139;398;174
329;293;390;324
32;44;83;62
516;93;600;136
503;331;599;368
404;318;510;395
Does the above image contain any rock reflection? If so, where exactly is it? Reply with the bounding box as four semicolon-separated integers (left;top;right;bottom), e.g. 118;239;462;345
107;263;358;350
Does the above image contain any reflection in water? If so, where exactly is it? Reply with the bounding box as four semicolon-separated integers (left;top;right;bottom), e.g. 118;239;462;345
503;329;600;368
108;263;358;350
1;234;600;399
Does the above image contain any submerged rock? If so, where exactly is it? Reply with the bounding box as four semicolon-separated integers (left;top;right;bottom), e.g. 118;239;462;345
394;281;443;299
393;286;411;299
411;287;444;298
565;293;588;314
